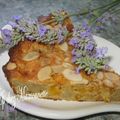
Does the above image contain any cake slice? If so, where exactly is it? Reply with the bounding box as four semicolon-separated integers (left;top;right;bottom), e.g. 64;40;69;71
2;39;120;102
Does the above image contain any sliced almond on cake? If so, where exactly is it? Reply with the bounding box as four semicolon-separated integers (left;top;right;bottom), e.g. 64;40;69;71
38;66;52;81
51;65;65;73
62;69;89;84
96;71;104;80
103;72;120;87
23;51;40;61
103;79;114;88
64;57;70;62
7;62;17;70
62;62;74;69
59;42;68;52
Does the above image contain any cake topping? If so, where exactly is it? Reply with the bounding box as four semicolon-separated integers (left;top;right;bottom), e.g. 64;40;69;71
103;79;114;88
103;72;120;87
62;69;88;84
51;65;64;74
22;51;40;61
69;21;109;74
59;42;68;52
7;62;17;70
37;66;52;81
0;15;69;49
62;62;74;69
96;71;104;80
104;72;119;81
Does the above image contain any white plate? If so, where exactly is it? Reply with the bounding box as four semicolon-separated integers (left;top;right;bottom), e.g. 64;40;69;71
0;35;120;120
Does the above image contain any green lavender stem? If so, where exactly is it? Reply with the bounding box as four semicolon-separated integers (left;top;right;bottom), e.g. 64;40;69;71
90;0;120;26
90;2;120;24
66;0;120;18
42;0;120;25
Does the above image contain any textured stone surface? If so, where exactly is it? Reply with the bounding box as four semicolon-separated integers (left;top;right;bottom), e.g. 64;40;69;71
0;0;120;120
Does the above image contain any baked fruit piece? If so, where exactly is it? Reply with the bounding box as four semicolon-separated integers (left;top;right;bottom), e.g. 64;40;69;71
2;11;120;102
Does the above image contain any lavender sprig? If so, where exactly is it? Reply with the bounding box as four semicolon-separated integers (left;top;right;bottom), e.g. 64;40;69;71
51;11;65;24
69;21;109;74
0;17;69;48
42;0;120;27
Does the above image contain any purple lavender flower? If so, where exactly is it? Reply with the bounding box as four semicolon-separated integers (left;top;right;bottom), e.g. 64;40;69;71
58;30;64;43
69;37;78;46
80;30;91;38
3;37;11;44
85;42;94;50
87;12;94;19
75;52;81;57
96;17;106;23
76;66;81;74
1;29;12;36
18;27;26;33
95;47;108;58
58;34;64;43
80;27;92;39
71;56;77;63
95;26;105;31
49;41;55;45
27;20;36;25
26;35;34;40
101;47;108;54
95;48;103;58
1;29;12;44
104;64;109;70
80;22;93;39
38;25;48;37
95;17;106;31
71;49;76;55
72;49;81;57
12;15;22;21
8;21;17;28
82;21;88;30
